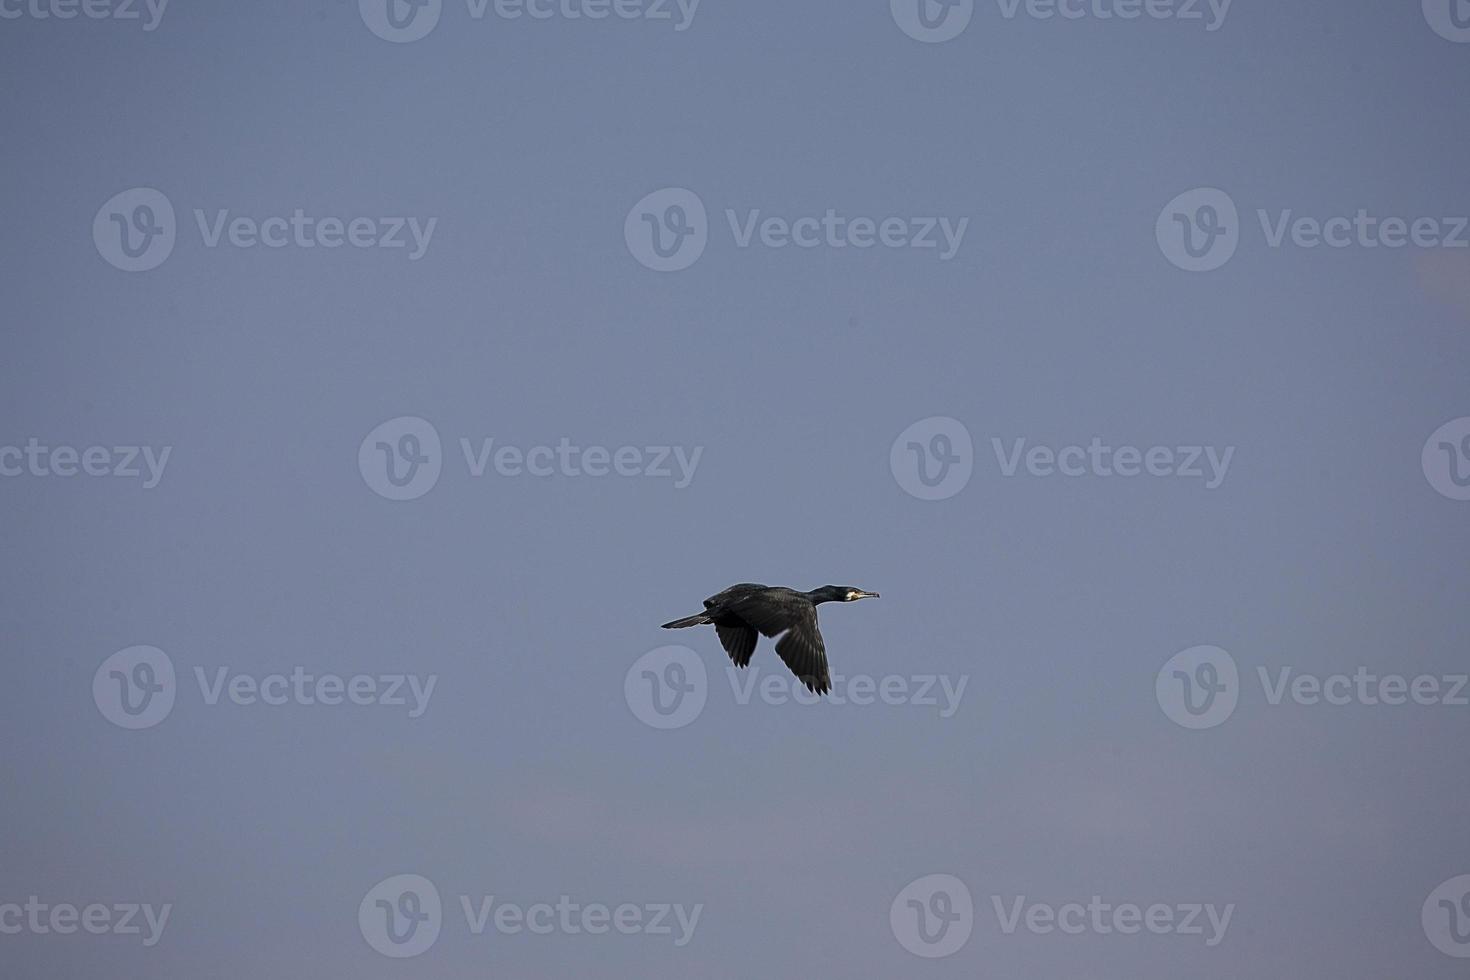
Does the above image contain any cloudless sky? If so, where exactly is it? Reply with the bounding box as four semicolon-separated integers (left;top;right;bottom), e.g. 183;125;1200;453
2;1;1469;977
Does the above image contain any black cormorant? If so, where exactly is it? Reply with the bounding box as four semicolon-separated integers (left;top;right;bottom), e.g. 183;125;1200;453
660;584;880;694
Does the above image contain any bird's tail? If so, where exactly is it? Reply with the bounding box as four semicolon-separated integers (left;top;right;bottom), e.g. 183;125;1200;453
661;612;713;629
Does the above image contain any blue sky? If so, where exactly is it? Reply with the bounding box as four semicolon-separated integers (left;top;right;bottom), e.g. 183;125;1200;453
2;1;1469;976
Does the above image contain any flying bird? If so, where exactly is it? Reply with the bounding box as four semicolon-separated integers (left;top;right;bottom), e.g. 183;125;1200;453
660;583;880;694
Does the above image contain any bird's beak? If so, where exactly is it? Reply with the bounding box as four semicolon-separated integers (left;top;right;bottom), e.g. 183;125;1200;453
855;590;880;600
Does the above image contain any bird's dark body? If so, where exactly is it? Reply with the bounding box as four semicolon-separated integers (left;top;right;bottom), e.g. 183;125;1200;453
660;583;879;695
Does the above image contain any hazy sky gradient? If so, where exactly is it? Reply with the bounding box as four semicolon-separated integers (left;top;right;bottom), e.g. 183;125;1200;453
2;1;1469;977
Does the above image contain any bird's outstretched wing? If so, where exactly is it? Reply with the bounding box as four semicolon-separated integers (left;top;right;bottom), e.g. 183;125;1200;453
775;621;830;694
728;596;830;694
714;622;757;668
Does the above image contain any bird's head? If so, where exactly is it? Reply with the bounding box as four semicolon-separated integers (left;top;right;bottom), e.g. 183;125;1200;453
810;585;880;604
